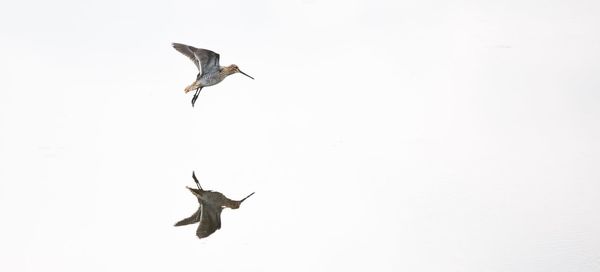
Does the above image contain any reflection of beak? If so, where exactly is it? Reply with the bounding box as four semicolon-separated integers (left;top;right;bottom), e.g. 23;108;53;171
238;70;254;80
240;192;255;203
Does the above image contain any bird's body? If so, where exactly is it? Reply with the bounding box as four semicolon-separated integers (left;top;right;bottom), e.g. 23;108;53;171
184;65;239;92
172;43;254;107
175;172;254;239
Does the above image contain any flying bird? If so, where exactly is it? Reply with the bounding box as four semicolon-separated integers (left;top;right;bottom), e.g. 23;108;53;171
174;171;255;239
172;43;254;107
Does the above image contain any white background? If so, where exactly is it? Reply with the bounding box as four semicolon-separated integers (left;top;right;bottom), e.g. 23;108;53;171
1;0;599;271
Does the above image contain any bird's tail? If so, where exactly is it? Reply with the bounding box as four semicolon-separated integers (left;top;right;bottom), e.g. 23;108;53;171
184;83;195;93
187;186;203;197
185;81;200;93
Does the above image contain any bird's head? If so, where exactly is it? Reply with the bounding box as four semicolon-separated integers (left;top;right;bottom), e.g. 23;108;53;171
228;64;254;80
230;192;255;209
230;202;241;209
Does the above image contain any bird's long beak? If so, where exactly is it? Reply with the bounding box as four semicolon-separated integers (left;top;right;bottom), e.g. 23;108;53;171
239;70;254;80
240;192;255;203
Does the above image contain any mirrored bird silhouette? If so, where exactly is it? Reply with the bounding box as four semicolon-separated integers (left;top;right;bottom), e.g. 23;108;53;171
174;171;255;239
172;43;254;107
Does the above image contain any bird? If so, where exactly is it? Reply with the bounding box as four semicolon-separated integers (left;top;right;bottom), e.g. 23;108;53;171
174;171;255;239
172;43;254;107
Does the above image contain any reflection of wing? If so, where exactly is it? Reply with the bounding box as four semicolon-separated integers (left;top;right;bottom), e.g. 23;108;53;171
174;208;201;226
196;202;223;239
172;43;220;75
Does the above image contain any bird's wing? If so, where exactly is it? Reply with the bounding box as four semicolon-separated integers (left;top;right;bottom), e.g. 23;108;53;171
174;207;201;226
193;48;220;75
196;202;223;239
172;43;201;71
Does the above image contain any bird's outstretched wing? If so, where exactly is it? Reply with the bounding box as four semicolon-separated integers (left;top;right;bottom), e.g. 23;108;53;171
194;48;220;75
172;43;220;75
196;202;223;239
174;208;202;226
172;43;200;70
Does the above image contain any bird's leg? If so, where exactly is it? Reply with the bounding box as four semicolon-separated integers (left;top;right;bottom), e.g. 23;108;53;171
192;171;202;190
191;87;202;107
